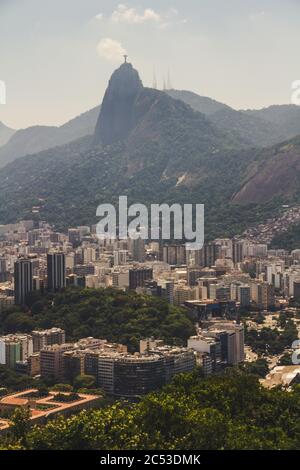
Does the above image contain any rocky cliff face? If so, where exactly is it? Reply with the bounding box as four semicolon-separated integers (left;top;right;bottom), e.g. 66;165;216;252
233;139;300;203
94;62;143;146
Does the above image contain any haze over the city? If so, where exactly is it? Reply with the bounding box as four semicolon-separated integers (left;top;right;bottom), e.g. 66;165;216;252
1;0;300;129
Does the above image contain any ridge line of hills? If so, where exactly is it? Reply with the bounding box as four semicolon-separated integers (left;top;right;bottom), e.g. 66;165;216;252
0;106;100;169
1;62;300;246
2;88;300;170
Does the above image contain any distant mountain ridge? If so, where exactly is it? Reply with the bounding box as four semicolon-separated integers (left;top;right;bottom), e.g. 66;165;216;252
0;122;15;148
1;86;300;170
166;90;286;147
0;106;100;168
165;89;229;115
243;105;300;141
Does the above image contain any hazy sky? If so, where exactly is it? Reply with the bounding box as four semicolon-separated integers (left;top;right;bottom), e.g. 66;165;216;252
1;0;300;129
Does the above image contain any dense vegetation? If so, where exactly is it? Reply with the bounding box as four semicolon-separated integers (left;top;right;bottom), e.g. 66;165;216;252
0;366;35;394
0;287;196;351
2;369;300;450
246;320;298;355
242;358;269;378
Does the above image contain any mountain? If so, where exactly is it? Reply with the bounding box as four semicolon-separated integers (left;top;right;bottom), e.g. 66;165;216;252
209;107;285;147
0;122;15;147
166;90;285;147
244;105;300;141
94;62;143;146
233;136;300;204
1;63;299;241
0;62;256;237
166;90;229;115
0;106;99;168
2;87;299;171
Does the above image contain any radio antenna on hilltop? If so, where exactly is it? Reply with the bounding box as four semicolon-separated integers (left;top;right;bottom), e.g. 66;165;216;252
167;69;172;90
152;67;157;89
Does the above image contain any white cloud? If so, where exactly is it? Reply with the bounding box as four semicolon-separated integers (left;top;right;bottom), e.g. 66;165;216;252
111;4;161;25
249;11;266;22
93;5;186;30
97;38;127;63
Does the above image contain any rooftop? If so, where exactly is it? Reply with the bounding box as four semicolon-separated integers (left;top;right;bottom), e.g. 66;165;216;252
262;366;300;389
0;389;102;433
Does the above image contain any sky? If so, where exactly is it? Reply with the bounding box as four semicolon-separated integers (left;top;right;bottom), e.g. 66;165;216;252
1;0;300;129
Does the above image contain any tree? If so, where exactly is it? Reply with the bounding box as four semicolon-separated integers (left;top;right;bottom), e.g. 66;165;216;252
243;358;269;378
36;385;49;397
10;406;31;445
0;287;196;351
278;352;292;366
3;369;300;450
52;383;73;392
0;365;34;391
73;375;96;390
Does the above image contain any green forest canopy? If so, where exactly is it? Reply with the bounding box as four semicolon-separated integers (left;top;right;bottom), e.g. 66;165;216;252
2;369;300;450
0;287;196;351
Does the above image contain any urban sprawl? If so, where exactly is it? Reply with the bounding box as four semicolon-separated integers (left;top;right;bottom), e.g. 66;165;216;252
0;219;300;432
